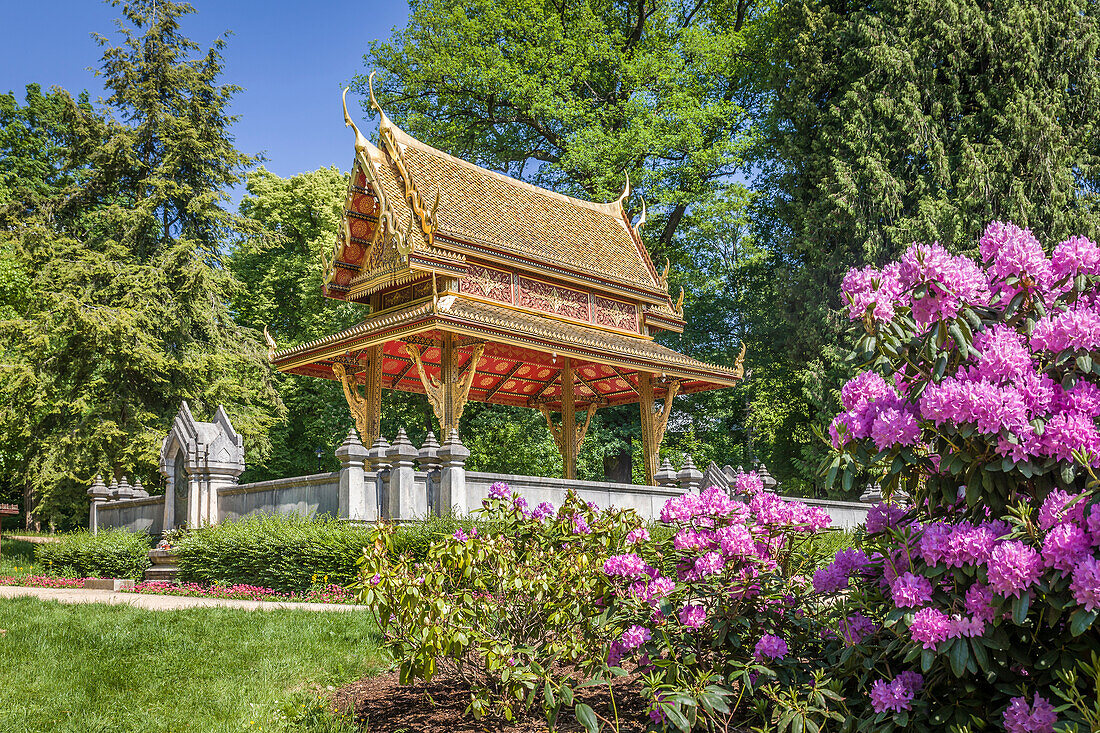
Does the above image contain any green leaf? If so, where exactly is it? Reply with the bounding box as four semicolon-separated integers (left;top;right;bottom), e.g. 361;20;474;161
574;703;598;733
1012;593;1030;624
1070;609;1097;636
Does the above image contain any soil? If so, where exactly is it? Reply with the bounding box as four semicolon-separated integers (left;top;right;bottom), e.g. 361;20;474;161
336;670;651;732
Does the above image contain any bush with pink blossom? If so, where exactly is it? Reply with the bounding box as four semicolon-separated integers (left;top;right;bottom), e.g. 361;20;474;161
820;222;1100;731
357;479;842;731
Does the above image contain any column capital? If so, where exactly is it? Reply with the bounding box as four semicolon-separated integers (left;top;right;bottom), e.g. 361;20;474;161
336;428;369;464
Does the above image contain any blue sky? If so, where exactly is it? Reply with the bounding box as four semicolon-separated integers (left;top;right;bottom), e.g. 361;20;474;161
0;0;409;196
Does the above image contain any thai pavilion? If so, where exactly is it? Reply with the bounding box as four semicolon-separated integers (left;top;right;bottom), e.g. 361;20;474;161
269;81;743;486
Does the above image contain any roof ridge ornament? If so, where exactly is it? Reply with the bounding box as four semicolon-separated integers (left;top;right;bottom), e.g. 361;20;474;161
732;341;747;380
263;325;277;361
634;198;647;239
368;71;440;249
658;258;670;291
614;172;631;212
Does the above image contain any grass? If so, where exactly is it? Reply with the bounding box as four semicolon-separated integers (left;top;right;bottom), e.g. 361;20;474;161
0;597;385;732
0;538;44;576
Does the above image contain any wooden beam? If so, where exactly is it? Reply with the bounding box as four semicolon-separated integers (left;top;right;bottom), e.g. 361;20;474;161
485;361;525;401
561;358;577;480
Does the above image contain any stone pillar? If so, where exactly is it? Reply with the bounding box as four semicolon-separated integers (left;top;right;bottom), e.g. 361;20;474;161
655;458;678;489
437;429;470;516
387;429;421;520
677;456;703;493
87;476;110;534
337;429;373;521
367;436;391;520
418;431;441;514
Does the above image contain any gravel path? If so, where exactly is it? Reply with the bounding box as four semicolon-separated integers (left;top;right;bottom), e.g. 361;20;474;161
0;585;367;612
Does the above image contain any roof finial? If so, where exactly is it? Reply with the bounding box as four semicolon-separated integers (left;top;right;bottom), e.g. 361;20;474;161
635;197;647;233
342;86;371;160
614;172;631;210
367;71;391;128
263;325;277;361
674;286;685;315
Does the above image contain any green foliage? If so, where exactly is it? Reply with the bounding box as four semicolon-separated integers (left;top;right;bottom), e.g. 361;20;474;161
176;513;373;592
358;486;836;730
758;0;1100;492
0;1;283;527
0;597;382;733
34;529;151;579
177;513;479;592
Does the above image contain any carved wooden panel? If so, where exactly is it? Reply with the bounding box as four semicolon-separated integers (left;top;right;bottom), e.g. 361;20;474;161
518;277;589;321
459;264;513;304
594;295;639;332
381;280;433;310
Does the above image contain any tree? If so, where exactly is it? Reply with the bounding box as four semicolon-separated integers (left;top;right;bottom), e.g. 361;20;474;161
0;0;282;528
757;0;1100;493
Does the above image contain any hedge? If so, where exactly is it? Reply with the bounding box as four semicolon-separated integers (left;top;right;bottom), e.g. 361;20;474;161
35;529;152;579
175;513;475;593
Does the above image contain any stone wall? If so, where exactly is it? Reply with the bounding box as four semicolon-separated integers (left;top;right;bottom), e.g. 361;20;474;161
91;405;870;533
96;496;164;536
218;472;340;523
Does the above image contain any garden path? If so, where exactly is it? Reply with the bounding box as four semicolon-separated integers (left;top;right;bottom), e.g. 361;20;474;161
0;585;367;612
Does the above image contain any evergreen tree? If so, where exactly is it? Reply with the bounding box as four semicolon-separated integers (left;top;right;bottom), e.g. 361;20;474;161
758;0;1100;493
0;0;282;527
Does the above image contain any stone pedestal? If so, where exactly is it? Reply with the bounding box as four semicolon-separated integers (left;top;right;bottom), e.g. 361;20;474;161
87;475;110;535
437;429;470;516
387;429;422;520
144;549;180;583
336;429;373;521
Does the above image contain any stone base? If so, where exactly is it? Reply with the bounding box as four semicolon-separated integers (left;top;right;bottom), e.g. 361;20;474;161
85;578;135;591
145;548;180;583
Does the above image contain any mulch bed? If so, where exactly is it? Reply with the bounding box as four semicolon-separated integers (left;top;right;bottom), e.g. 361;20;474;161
335;670;651;732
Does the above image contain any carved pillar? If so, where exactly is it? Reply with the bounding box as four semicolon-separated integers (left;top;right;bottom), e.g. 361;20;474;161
405;334;484;436
561;359;577;479
639;374;680;486
333;346;384;447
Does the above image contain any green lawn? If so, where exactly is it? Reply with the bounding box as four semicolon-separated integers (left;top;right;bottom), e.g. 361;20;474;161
0;537;43;576
0;597;384;733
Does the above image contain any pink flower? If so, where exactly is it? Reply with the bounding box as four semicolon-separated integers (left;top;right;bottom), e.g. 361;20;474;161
910;607;952;649
625;527;649;544
869;672;923;713
988;541;1043;598
488;481;512;499
678;603;706;629
753;634;788;660
1052;234;1100;280
1037;490;1087;531
620;625;652;650
1041;524;1091;572
964;583;997;623
1071;555;1100;611
1003;694;1057;733
837;613;877;645
603;553;654;579
694;552;725;577
865;503;906;534
890;572;933;608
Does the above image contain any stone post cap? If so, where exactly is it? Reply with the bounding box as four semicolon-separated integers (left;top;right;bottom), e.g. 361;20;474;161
418;430;440;461
87;475;111;500
131;479;150;498
386;428;418;461
677;455;703;483
117;476;135;500
367;435;391;467
107;477;120;500
654;458;677;486
335;428;369;461
438;429;470;462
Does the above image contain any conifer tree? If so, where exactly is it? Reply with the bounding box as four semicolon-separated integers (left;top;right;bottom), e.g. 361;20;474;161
0;0;282;527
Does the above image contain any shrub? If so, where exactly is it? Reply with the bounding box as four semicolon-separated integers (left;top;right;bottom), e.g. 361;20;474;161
176;513;475;593
35;529;151;579
357;478;842;731
818;222;1100;731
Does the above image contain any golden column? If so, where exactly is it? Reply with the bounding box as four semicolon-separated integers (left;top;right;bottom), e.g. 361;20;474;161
639;373;679;486
332;346;384;445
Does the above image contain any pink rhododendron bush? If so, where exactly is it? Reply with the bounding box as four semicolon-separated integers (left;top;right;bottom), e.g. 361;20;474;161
824;222;1100;731
356;480;844;731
